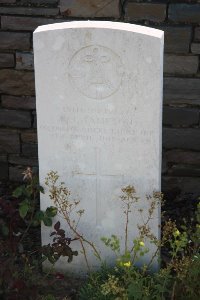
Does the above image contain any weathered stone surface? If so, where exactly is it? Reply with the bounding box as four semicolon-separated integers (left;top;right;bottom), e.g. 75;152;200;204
163;107;199;127
21;131;37;143
191;43;200;54
169;4;200;23
0;7;59;16
9;165;26;182
32;111;37;128
0;154;7;162
126;3;166;22
0;0;15;3
34;21;163;274
0;32;31;51
0;109;31;128
166;150;200;165
169;164;200;177
60;0;120;18
1;95;36;110
9;155;38;167
22;143;38;156
159;26;191;53
163;128;200;151
194;27;200;41
164;55;198;75
162;176;200;196
0;70;35;96
0;162;8;180
0;53;15;68
0;131;20;153
164;77;200;101
1;16;61;31
16;52;34;70
20;0;58;4
163;98;200;107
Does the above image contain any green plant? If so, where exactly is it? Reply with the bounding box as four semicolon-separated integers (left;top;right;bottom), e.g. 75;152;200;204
45;171;101;271
0;168;60;299
79;187;200;300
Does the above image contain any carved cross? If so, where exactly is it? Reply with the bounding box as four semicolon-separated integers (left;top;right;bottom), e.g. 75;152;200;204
73;148;124;225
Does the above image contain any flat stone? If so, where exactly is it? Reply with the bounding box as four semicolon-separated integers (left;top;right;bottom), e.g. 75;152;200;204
164;55;198;75
16;52;34;70
59;0;120;18
164;77;200;101
163;107;199;127
0;154;7;162
0;131;20;153
163;128;200;151
1;95;36;110
0;7;59;16
0;53;15;68
33;111;37;128
0;162;8;180
9;155;38;167
126;3;166;22
21;131;38;143
191;43;200;54
166;150;200;165
0;32;31;51
22;143;38;157
1;16;62;31
159;26;192;53
0;0;15;3
34;21;163;274
9;165;38;182
169;4;200;23
0;69;35;96
0;109;31;128
162;176;200;197
194;27;200;41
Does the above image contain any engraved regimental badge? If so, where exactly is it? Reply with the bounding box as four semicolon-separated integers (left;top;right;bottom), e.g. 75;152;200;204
69;45;124;100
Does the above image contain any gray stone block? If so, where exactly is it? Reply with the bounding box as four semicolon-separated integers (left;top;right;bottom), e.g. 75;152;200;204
16;52;34;70
1;16;61;31
195;27;200;41
158;26;192;53
60;0;120;18
0;53;15;68
22;143;38;157
0;7;59;16
9;155;38;167
1;96;36;110
0;109;31;128
169;4;200;23
191;43;200;54
0;131;20;153
0;32;31;51
163;128;200;151
0;161;8;180
0;70;35;96
164;77;200;101
164;55;198;75
163;107;199;127
125;3;166;22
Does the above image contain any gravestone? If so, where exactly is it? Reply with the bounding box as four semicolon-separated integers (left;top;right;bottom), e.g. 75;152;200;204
33;21;164;275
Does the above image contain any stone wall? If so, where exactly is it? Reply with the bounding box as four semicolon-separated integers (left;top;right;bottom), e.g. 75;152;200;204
0;0;200;197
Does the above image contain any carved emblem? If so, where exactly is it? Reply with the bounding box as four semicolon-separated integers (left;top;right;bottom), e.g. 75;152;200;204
69;45;123;100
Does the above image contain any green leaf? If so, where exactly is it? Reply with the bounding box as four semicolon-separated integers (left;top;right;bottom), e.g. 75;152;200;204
43;217;53;227
12;185;25;198
19;201;29;218
34;210;45;221
45;206;57;218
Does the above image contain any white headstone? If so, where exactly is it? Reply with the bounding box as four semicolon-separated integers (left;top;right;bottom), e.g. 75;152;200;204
33;21;164;275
